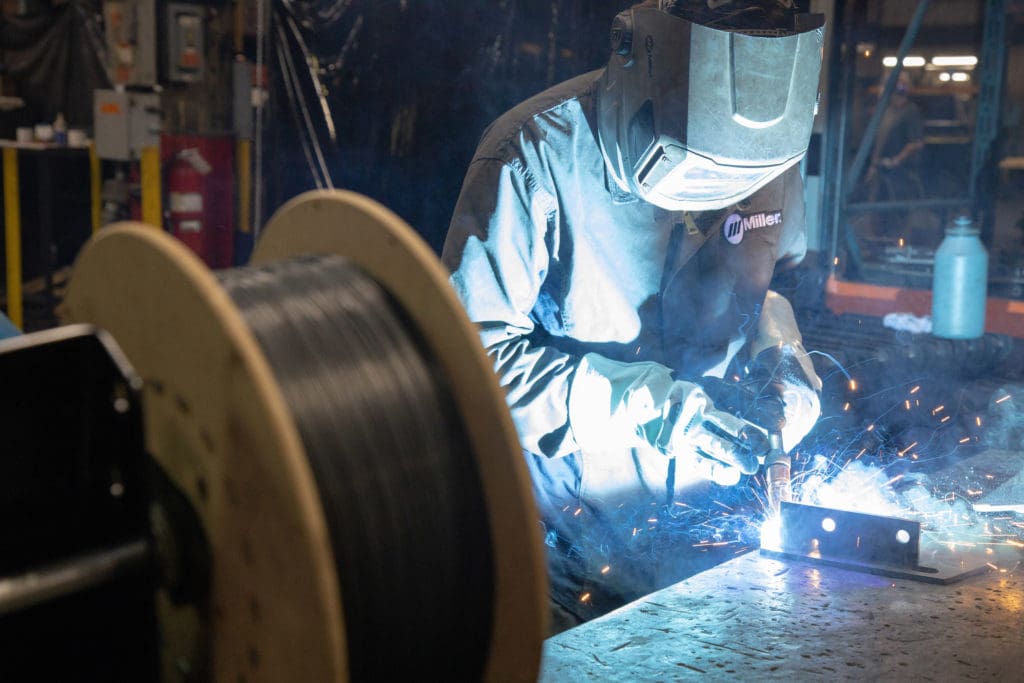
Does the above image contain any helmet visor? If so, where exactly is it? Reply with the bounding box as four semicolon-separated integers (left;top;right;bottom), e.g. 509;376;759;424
636;142;787;210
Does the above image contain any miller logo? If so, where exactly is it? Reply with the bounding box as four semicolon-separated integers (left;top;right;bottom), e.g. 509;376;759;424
723;210;783;245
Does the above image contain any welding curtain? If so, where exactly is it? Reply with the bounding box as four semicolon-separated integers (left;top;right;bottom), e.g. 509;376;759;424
1;0;109;128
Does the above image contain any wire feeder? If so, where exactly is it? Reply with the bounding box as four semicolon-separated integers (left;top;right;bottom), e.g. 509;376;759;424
217;254;493;680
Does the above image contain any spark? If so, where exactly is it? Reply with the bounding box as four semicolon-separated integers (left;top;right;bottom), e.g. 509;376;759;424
941;416;951;423
909;385;920;394
574;507;582;516
866;424;875;432
897;442;918;456
580;592;591;603
601;565;611;574
843;402;850;411
713;501;734;511
904;400;911;410
932;405;945;415
849;379;858;391
975;416;982;427
647;517;658;524
959;437;971;444
995;394;1012;404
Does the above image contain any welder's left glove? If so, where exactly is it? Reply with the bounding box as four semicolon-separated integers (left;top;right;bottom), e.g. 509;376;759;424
748;292;823;453
749;345;822;453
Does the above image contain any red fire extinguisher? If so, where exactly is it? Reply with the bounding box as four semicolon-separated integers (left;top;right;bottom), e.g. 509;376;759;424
162;134;235;267
166;147;212;259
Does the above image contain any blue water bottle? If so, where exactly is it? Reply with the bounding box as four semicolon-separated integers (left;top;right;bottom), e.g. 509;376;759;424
931;215;988;339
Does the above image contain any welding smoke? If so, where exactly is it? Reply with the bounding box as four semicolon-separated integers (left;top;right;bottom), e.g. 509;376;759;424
788;455;987;547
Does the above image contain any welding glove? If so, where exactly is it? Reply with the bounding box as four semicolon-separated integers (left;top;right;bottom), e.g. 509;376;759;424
569;353;761;486
748;345;822;453
749;292;823;452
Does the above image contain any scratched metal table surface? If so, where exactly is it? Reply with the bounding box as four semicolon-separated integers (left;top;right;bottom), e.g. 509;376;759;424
540;550;1024;682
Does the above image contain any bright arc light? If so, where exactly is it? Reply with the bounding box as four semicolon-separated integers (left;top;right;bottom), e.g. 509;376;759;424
760;517;782;551
896;529;911;544
939;72;951;82
822;517;837;533
952;72;970;82
931;55;978;67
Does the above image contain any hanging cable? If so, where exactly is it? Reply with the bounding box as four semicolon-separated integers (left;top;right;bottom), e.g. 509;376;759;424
275;25;327;189
254;0;267;237
275;22;334;188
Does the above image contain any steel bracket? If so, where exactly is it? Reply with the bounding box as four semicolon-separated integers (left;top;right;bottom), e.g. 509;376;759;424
761;502;994;584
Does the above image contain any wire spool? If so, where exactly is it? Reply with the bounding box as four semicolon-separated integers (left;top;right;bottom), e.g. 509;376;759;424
61;190;547;681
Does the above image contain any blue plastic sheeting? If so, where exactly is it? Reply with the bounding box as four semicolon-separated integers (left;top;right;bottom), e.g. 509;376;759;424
0;312;20;339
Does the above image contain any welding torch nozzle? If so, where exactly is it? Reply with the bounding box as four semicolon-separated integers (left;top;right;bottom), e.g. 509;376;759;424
763;432;791;514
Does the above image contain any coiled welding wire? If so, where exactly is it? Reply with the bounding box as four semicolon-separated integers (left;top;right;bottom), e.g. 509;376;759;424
218;254;493;680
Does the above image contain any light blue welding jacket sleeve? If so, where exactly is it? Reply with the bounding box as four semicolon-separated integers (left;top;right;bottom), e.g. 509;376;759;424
444;156;585;458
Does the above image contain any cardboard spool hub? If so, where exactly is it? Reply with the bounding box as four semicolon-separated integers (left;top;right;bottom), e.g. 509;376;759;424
59;190;547;681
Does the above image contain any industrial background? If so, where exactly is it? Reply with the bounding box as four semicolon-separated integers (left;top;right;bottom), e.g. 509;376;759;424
1;0;1023;680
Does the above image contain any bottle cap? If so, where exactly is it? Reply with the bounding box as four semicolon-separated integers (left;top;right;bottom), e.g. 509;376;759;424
947;214;979;235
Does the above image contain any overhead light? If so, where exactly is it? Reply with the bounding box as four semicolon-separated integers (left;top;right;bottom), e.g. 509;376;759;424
951;72;970;82
883;56;926;68
939;72;951;82
932;55;978;67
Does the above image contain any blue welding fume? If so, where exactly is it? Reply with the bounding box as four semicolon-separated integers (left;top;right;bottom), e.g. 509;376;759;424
931;215;989;339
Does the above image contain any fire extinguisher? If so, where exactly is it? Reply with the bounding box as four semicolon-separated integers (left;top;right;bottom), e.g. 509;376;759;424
165;148;212;259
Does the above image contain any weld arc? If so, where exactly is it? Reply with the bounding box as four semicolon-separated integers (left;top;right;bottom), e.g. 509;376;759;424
218;255;493;681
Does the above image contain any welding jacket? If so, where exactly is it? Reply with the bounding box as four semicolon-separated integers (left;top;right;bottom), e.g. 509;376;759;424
442;70;817;609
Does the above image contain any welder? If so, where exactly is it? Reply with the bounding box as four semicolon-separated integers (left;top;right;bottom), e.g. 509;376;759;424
442;0;825;630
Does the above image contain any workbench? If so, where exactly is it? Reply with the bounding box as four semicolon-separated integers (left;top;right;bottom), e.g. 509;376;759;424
540;548;1023;681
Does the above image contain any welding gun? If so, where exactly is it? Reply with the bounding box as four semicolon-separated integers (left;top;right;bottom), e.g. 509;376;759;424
699;376;790;514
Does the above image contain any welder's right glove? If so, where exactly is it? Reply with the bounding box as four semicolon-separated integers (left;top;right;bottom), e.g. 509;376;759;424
568;353;762;486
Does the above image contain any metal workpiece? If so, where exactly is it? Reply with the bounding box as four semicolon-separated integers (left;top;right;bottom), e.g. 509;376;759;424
762;502;996;584
541;550;1024;681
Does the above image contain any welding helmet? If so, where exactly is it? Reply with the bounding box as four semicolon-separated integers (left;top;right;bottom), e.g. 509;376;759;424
597;1;825;211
